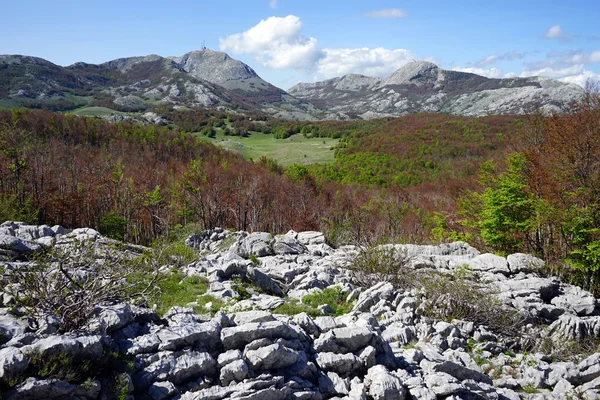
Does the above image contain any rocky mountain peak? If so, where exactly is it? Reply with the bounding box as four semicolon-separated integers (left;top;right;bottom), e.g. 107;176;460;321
172;49;259;86
382;60;440;86
100;54;166;72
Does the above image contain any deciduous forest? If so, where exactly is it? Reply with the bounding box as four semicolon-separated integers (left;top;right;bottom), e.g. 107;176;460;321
1;87;599;290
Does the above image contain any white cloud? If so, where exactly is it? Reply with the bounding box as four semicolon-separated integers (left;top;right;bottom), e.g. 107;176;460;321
269;0;278;9
452;67;508;79
559;70;600;87
475;51;528;67
560;50;600;64
543;25;572;41
220;15;418;77
364;8;408;19
518;64;600;87
317;47;415;78
219;15;321;70
521;64;585;79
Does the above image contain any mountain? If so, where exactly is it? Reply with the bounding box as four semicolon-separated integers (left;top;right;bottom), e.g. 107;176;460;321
0;50;320;119
0;52;584;121
288;60;584;119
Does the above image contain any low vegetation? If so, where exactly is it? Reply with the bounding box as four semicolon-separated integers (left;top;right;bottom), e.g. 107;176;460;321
153;272;209;316
0;347;134;396
1;241;160;332
349;245;523;335
273;287;355;317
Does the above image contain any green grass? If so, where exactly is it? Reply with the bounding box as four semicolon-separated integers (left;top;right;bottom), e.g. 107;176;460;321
195;295;227;314
302;287;354;316
154;272;210;316
273;300;322;318
69;106;128;117
273;286;354;317
194;130;339;166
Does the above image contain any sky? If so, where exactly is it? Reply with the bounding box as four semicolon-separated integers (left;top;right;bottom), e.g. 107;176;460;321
1;0;599;90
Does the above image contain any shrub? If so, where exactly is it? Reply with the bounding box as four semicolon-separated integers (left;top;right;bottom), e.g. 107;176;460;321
348;244;523;336
348;244;416;289
0;193;38;224
99;211;127;241
0;347;134;394
2;240;160;332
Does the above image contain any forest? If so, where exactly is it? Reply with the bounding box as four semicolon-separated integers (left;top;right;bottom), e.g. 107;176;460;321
1;86;599;291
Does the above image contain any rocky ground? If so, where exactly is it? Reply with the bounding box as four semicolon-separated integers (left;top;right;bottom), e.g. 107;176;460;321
1;222;600;399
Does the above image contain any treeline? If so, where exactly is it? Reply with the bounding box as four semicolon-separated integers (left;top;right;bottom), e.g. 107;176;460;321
0;109;446;246
306;113;524;187
456;85;600;289
158;107;393;140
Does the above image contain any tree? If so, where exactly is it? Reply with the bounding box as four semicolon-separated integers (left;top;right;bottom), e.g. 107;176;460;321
462;153;535;254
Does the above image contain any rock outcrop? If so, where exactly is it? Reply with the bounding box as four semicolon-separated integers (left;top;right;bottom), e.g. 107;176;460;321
288;60;584;119
1;222;599;399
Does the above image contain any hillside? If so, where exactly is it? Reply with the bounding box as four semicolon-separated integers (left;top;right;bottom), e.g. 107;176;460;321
0;50;320;120
289;61;584;119
0;52;584;121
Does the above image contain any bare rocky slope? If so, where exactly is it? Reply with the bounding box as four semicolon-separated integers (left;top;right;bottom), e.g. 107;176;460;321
1;52;584;121
2;221;600;399
288;61;584;119
0;50;321;120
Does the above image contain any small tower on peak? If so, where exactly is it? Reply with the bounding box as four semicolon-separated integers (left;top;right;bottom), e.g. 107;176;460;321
201;41;207;51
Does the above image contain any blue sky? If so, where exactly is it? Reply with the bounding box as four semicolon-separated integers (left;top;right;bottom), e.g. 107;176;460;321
2;0;599;89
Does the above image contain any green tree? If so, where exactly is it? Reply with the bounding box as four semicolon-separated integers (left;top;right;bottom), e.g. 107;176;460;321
462;153;535;254
99;211;127;241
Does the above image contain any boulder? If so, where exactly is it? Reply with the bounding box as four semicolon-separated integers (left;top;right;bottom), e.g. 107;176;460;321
88;303;133;334
315;352;361;377
247;266;285;297
246;343;300;370
26;335;103;358
273;231;307;255
232;310;276;325
551;285;597;316
421;359;492;385
156;320;221;351
314;326;374;353
0;347;28;379
219;359;248;385
506;253;544;274
6;377;101;399
468;253;510;276
231;232;275;258
364;365;406;400
424;372;466;396
149;381;178;400
353;282;395;313
221;321;302;350
0;234;41;255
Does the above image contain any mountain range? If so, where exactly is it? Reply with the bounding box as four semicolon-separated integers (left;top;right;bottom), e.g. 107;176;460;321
0;49;584;120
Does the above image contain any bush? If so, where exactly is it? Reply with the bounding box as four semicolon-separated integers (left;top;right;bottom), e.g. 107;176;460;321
348;244;415;289
99;211;127;241
2;240;160;332
0;347;134;394
348;244;523;336
417;272;523;336
0;193;38;224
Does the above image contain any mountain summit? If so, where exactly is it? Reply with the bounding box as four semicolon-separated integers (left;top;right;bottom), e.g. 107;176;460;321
289;60;584;119
0;52;584;120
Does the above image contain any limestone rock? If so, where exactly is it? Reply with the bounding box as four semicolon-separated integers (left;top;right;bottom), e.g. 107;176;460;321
246;343;300;370
364;365;406;400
